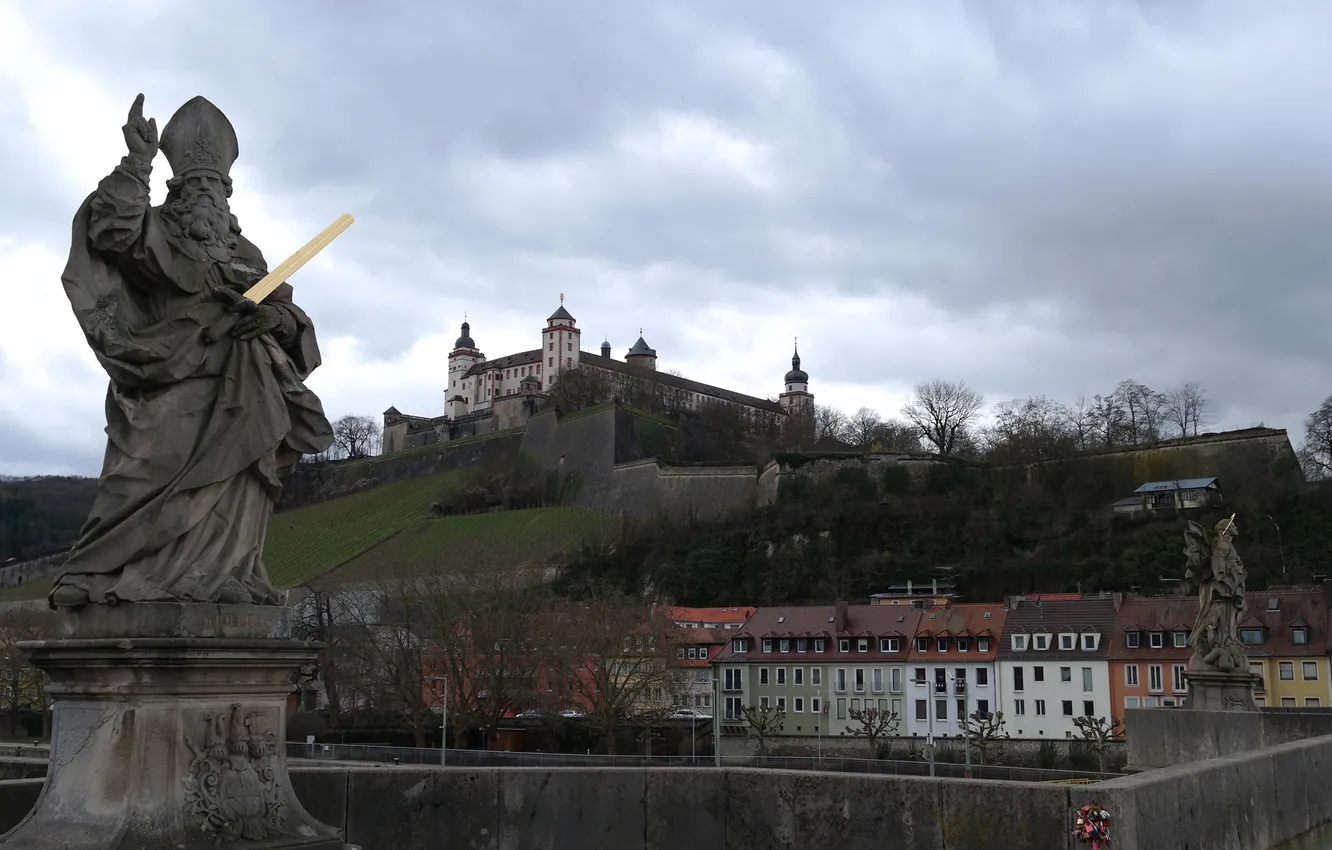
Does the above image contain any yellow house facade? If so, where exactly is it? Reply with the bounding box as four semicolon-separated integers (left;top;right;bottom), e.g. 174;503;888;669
1240;589;1332;708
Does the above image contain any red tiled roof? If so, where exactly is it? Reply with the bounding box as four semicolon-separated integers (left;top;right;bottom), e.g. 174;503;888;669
908;603;1007;663
714;605;924;664
663;606;755;625
1108;596;1198;662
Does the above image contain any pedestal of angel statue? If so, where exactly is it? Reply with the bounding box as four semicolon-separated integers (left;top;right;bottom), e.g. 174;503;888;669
0;95;357;849
1182;516;1262;711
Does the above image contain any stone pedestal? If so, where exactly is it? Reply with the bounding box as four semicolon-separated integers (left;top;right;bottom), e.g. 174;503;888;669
1183;669;1262;712
0;603;356;849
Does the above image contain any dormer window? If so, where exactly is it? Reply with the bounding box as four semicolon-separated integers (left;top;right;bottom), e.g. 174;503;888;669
1240;628;1264;645
1149;632;1164;649
978;638;990;652
916;637;929;652
1126;631;1140;649
779;639;790;653
1081;633;1100;652
839;639;850;652
734;638;749;653
1173;631;1188;648
888;637;902;652
1012;635;1029;651
1033;634;1049;651
814;638;826;653
762;639;773;653
936;637;949;652
1059;633;1075;651
699;647;708;659
957;638;969;653
797;638;808;652
1292;627;1309;646
857;639;868;653
879;638;892;652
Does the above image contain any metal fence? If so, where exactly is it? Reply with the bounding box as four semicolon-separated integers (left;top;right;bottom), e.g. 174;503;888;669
286;742;1116;783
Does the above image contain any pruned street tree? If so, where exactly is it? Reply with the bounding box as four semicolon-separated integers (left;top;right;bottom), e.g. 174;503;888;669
1299;395;1332;481
0;611;49;738
901;379;984;456
1164;381;1210;438
1072;714;1125;773
331;414;381;459
846;704;900;758
962;710;1010;765
740;703;787;756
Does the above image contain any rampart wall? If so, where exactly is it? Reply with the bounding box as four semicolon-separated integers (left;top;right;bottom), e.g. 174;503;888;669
7;737;1332;849
0;551;69;590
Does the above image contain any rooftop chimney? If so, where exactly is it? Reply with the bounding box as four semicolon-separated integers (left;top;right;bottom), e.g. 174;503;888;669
834;600;848;633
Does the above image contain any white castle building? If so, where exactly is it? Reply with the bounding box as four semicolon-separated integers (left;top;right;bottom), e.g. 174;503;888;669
383;299;814;453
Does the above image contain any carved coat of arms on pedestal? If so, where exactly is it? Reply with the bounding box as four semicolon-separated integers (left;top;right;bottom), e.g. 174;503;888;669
185;704;286;842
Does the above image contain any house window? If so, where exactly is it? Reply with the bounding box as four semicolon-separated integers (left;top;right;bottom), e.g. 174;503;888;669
914;667;926;684
699;648;708;660
957;638;969;653
677;648;686;659
1082;634;1099;651
814;639;826;653
1060;667;1072;683
1126;697;1140;709
734;639;748;652
1281;698;1297;707
779;640;789;653
915;700;927;721
857;639;869;653
762;639;773;653
854;669;865;692
1014;699;1026;715
1126;632;1140;649
890;668;902;693
937;638;949;652
776;697;786;712
872;668;884;693
1307;698;1322;707
1149;665;1163;692
794;697;804;713
797;638;807;652
1059;633;1075;650
978;638;990;652
1241;629;1264;645
916;638;930;652
724;697;743;719
1033;635;1049;650
1280;662;1294;681
836;669;847;692
812;697;822;714
1033;666;1045;683
936;699;948;721
1149;632;1164;649
1293;628;1309;646
1082;667;1093;692
776;668;787;686
760;697;769;709
1173;631;1189;648
724;669;742;690
837;699;847;719
548;357;553;366
1062;700;1074;716
1126;665;1139;687
1304;661;1319;681
1172;664;1186;692
794;668;804;686
811;668;822;686
976;699;989;715
879;638;892;652
839;639;851;653
1083;700;1095;717
976;668;989;687
1012;635;1028;651
1035;699;1046;716
1013;667;1025;692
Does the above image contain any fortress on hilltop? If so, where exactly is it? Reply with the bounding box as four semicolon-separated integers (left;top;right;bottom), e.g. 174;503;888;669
383;298;815;453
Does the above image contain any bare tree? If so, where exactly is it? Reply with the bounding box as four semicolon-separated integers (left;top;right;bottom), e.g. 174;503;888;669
847;407;883;449
1072;714;1125;773
1089;393;1125;447
986;396;1075;462
331;414;382;459
901;379;984;455
1060;395;1098;452
0;612;49;739
962;710;1010;765
871;419;923;452
1163;381;1210;438
554;589;675;754
549;366;616;411
1299;395;1332;481
813;405;850;444
740;704;786;756
290;586;356;722
846;704;900;758
1112;380;1166;445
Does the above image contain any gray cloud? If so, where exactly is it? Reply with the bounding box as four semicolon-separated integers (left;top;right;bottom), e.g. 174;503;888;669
5;0;1332;475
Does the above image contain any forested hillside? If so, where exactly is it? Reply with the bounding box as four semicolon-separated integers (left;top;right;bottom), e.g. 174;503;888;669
0;476;95;561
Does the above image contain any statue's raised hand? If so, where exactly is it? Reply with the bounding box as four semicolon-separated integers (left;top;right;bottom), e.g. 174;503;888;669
123;93;159;160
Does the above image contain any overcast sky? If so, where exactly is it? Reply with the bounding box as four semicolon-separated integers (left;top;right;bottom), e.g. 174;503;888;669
2;0;1330;476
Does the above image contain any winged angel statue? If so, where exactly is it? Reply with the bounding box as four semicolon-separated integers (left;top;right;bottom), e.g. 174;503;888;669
1184;515;1249;674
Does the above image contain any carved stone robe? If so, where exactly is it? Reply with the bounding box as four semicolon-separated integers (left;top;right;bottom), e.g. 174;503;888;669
53;156;333;606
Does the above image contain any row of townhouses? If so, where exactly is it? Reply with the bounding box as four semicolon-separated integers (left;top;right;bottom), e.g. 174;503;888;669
705;586;1332;741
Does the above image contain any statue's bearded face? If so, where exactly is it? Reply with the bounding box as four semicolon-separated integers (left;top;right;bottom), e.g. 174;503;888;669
163;172;234;246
